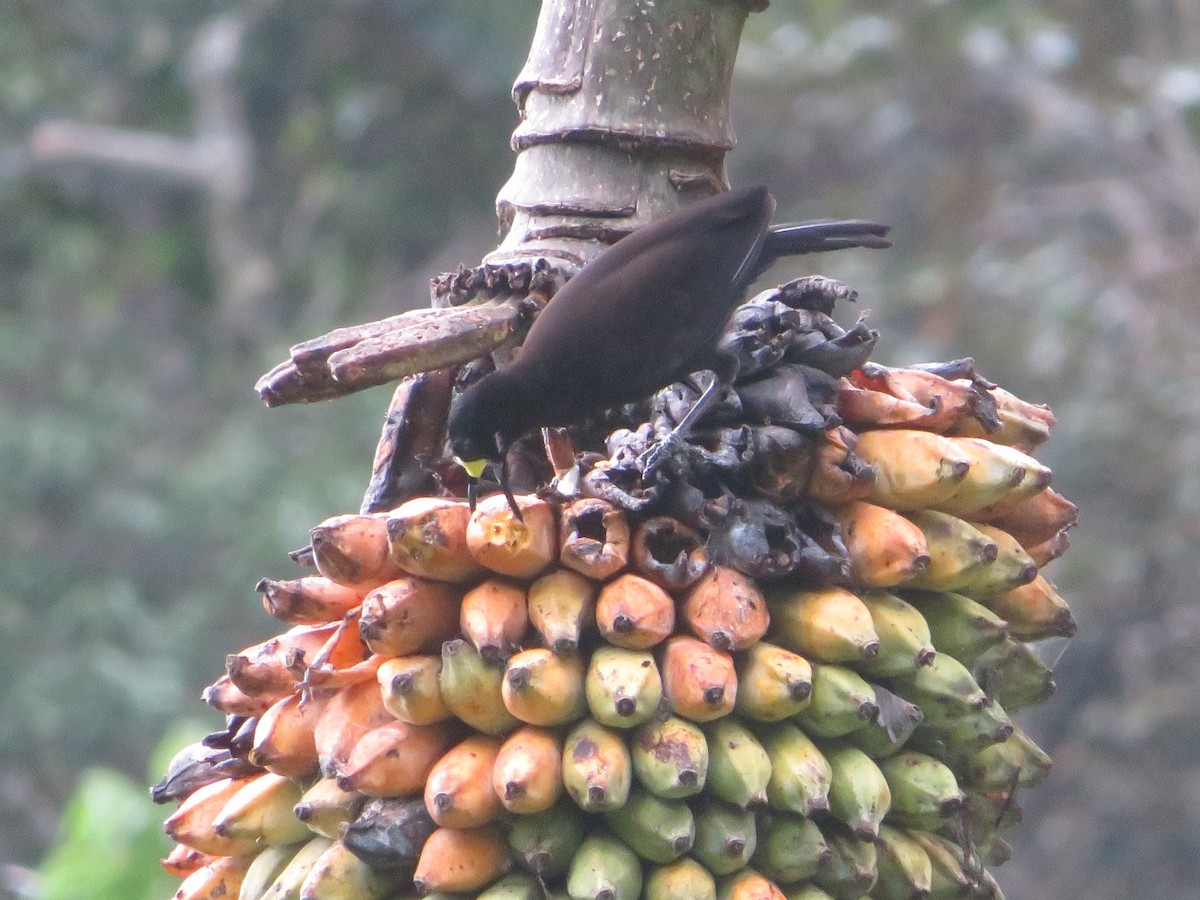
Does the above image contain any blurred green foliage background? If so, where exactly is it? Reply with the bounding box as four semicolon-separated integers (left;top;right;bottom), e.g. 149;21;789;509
1;1;1198;897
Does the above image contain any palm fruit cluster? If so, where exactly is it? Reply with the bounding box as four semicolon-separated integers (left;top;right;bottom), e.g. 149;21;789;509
155;276;1076;899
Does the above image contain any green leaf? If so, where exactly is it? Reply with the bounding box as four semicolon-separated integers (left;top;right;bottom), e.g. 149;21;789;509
38;769;176;900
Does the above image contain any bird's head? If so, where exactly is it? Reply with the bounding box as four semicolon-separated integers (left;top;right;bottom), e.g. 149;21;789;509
447;370;526;512
448;382;503;470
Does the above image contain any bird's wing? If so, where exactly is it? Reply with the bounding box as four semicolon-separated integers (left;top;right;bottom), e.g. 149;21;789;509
509;188;777;410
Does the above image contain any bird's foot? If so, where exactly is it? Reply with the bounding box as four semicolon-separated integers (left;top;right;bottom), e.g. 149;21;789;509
501;478;525;523
637;432;688;479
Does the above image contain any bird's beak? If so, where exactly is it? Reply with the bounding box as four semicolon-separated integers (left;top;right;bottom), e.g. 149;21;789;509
456;457;489;480
455;457;488;511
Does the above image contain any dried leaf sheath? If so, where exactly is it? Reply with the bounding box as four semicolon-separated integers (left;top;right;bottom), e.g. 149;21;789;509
288;308;454;371
328;304;522;385
256;301;523;407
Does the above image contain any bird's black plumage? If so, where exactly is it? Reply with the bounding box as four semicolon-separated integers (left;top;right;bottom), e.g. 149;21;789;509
448;185;889;502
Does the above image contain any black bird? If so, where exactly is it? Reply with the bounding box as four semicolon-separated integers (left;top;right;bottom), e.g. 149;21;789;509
449;185;890;511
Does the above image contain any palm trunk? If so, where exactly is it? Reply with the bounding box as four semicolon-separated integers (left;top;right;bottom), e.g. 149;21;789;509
482;0;767;277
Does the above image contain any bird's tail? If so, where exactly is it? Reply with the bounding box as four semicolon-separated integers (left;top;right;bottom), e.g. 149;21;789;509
745;218;890;283
764;220;892;257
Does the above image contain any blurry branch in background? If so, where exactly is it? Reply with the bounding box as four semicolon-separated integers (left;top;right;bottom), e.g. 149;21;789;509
26;0;281;335
29;122;237;189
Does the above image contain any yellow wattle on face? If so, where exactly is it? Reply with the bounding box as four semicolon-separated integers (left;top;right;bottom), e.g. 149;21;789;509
456;457;489;480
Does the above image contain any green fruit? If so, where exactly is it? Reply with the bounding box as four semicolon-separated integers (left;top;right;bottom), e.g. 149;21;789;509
906;831;980;896
567;832;642;900
752;811;831;884
783;888;835;900
975;867;1007;899
506;800;585;880
631;715;708;799
812;824;878;900
761;723;833;816
298;841;389;900
704;717;772;808
793;664;879;738
562;719;632;812
872;824;933;900
239;843;300;900
877;750;965;832
293;777;365;841
260;835;333;900
857;591;936;677
903;510;998;592
439;639;521;734
968;725;1052;790
971;638;1055;712
904;589;1009;666
965;786;1023;839
586;645;663;728
936;438;1050;518
692;799;758;876
478;872;545;900
953;524;1037;598
843;685;923;759
909;700;1013;770
823;742;892;840
604;788;694;863
889;654;989;721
